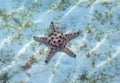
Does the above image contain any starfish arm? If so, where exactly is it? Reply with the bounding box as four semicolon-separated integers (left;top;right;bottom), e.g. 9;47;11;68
50;22;58;32
64;32;80;42
33;36;49;45
45;49;56;63
63;47;76;58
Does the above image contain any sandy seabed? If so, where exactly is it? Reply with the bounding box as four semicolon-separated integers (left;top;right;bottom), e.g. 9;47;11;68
0;0;120;83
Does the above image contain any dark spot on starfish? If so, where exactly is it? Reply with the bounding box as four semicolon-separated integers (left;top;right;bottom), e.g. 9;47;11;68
51;37;54;40
50;43;52;46
51;48;54;50
53;41;56;43
64;38;66;41
58;40;61;42
56;37;58;39
59;35;62;38
65;34;68;37
55;45;58;47
54;33;57;36
48;40;51;43
63;36;66;40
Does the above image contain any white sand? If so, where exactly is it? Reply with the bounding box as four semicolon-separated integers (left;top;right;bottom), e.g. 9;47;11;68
0;0;120;83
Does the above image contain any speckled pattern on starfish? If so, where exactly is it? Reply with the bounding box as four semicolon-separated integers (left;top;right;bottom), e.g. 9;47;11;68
34;22;80;63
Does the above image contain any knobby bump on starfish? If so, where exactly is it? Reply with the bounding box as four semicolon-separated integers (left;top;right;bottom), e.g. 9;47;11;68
34;22;80;63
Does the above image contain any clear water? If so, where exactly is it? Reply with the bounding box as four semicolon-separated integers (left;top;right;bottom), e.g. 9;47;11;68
0;0;120;83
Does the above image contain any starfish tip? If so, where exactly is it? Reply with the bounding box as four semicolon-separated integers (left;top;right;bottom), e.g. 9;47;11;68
51;21;54;24
77;32;80;34
45;60;48;63
74;54;76;58
33;36;36;38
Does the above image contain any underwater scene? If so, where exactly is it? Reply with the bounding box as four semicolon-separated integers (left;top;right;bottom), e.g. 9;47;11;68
0;0;120;83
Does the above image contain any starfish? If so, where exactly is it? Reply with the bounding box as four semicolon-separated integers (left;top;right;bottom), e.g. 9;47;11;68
33;22;80;63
